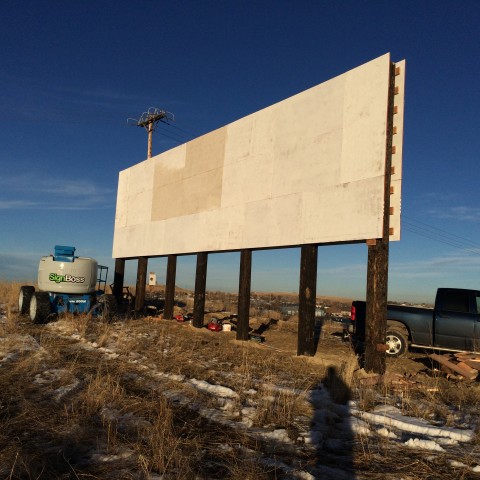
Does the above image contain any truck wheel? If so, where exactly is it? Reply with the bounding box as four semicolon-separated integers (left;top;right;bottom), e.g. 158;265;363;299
19;286;35;314
97;294;117;322
385;330;408;357
30;292;52;324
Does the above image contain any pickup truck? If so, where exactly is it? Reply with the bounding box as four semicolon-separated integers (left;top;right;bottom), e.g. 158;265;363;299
347;288;480;357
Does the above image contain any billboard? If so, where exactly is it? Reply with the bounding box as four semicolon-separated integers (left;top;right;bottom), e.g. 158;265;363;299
113;53;405;259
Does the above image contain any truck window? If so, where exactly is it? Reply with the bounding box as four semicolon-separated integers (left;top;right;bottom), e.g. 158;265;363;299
438;292;470;313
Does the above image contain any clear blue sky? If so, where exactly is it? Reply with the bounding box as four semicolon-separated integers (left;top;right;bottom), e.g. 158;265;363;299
1;1;479;303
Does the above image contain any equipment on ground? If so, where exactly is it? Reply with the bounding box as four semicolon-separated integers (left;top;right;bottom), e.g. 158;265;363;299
18;245;116;324
207;319;222;332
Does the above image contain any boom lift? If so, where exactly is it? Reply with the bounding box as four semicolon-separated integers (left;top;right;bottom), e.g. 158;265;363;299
18;245;116;323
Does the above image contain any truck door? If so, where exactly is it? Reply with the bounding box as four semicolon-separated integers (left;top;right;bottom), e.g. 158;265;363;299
434;290;479;351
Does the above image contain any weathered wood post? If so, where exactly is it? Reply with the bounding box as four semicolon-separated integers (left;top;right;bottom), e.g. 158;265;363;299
163;254;177;319
134;257;148;311
192;252;208;328
297;244;318;356
112;258;125;301
237;249;252;341
365;239;389;373
364;61;396;374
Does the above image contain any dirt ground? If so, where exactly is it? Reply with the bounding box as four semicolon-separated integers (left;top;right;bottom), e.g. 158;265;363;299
165;309;443;382
2;294;480;479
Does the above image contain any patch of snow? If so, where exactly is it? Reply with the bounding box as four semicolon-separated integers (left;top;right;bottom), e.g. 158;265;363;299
33;369;81;400
404;438;445;452
436;437;459;446
218;398;236;411
154;371;186;383
240;406;256;427
100;406;151;430
352;404;474;443
348;417;371;436
98;347;119;359
0;335;45;364
0;352;18;363
376;427;398;439
189;378;238;398
53;379;80;401
89;450;134;463
262;383;307;397
34;369;66;384
259;428;292;443
302;430;323;445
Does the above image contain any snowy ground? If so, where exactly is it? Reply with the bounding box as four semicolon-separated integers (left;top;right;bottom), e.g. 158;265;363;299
1;304;480;479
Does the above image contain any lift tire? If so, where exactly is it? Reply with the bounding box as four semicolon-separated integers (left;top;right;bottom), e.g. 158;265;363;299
30;292;52;324
385;329;408;357
19;286;35;314
97;294;117;322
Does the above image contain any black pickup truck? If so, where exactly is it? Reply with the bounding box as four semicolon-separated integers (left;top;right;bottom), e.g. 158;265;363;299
347;288;480;357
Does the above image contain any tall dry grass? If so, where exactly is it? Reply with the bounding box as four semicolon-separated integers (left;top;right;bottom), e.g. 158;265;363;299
0;281;24;326
1;281;480;478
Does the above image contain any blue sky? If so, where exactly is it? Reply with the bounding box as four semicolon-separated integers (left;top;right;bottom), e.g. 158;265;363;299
1;1;479;303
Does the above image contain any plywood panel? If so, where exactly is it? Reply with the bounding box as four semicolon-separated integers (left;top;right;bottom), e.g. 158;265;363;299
112;53;405;259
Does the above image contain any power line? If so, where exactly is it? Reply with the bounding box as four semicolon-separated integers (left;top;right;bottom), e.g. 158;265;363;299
164;122;202;138
403;215;480;249
152;127;186;145
155;122;191;142
402;216;480;256
403;225;480;255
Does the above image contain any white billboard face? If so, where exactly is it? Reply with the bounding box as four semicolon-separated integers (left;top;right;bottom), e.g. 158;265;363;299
113;53;405;259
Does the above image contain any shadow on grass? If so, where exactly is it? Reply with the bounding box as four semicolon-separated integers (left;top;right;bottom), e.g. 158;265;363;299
307;366;355;479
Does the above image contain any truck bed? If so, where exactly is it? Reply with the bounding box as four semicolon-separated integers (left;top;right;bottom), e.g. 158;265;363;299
352;301;434;346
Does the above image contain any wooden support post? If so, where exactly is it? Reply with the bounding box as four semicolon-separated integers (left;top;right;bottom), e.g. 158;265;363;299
134;257;148;311
364;61;396;374
113;258;125;301
297;244;318;356
365;240;388;373
192;252;208;328
164;254;177;319
237;249;252;341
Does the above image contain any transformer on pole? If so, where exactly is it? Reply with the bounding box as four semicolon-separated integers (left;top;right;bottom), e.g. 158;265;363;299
128;107;174;159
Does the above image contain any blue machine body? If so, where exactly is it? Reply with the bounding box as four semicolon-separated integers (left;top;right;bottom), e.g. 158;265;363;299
53;245;77;262
49;293;94;314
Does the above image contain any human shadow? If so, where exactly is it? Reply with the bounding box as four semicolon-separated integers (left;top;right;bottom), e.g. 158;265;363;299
307;366;355;479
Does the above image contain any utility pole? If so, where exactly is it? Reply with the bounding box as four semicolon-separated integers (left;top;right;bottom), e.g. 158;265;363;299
126;107;174;312
128;107;174;159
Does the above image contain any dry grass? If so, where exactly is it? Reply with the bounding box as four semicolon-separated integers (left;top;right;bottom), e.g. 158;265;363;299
1;281;480;479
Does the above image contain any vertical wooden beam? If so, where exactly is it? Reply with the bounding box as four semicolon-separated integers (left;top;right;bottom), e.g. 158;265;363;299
365;241;388;373
364;61;396;374
163;254;177;319
297;244;318;356
134;256;148;311
192;252;208;328
112;258;125;301
237;249;252;341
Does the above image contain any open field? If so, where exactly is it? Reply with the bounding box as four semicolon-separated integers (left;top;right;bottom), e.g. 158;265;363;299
1;281;480;479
